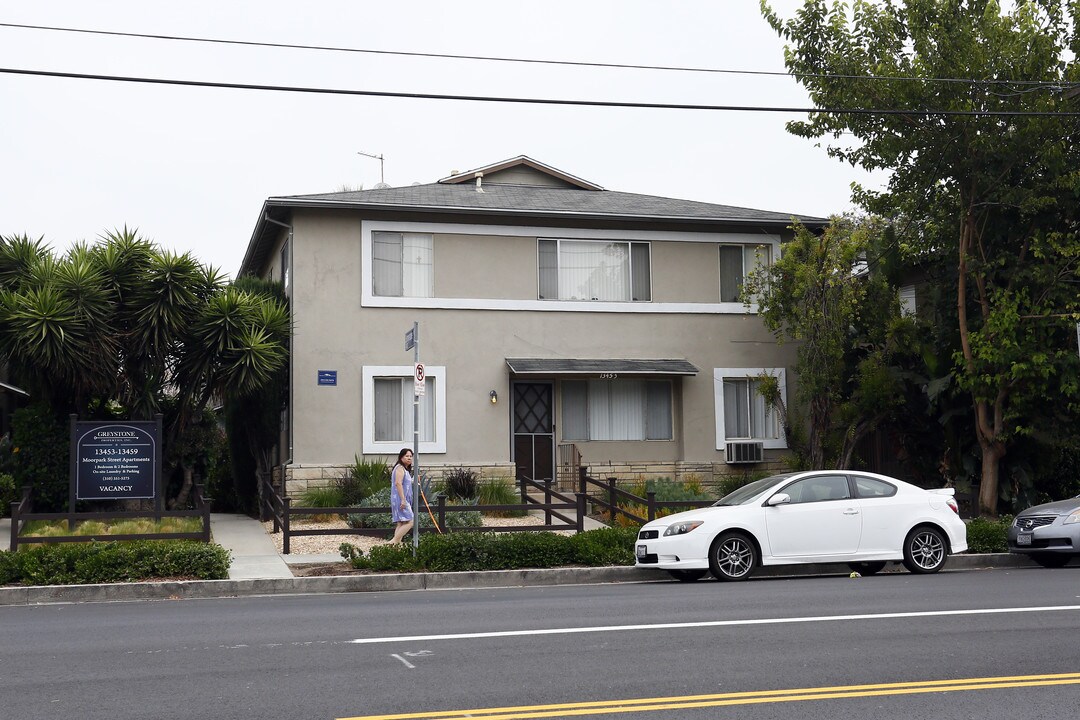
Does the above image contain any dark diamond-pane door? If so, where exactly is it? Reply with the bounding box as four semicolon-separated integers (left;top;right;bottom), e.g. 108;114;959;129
513;382;554;483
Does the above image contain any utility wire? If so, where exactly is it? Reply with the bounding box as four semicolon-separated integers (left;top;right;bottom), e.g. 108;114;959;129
0;21;1075;90
3;66;1079;116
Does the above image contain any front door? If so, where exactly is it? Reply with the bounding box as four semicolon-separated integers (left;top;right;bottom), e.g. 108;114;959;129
513;382;554;484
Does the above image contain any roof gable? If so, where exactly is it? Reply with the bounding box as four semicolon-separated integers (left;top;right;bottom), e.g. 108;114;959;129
438;155;603;191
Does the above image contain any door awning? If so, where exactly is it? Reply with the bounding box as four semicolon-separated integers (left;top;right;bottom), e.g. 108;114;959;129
505;358;699;376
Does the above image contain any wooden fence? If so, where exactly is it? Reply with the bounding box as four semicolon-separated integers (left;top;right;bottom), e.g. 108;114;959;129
9;484;212;551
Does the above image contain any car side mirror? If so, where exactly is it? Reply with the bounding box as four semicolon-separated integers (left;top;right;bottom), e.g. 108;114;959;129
767;493;790;507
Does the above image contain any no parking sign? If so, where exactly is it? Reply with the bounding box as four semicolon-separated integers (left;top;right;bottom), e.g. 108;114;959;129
414;363;425;396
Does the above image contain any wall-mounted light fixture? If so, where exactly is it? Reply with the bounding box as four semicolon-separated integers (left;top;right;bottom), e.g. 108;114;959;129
489;390;498;405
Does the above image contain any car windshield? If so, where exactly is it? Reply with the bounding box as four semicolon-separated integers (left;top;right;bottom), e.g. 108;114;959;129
712;474;794;506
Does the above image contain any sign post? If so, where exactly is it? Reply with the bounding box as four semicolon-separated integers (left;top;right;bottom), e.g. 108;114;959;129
405;321;420;553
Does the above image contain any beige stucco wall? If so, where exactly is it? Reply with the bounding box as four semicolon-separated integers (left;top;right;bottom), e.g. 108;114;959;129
281;210;800;477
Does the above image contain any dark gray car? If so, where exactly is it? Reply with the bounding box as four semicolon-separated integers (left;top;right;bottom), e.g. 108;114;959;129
1008;495;1080;568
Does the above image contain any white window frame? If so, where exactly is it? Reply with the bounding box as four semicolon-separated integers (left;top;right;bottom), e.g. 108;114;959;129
713;368;787;450
361;220;779;314
362;365;447;454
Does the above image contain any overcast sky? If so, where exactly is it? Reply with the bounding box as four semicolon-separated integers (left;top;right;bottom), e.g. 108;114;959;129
0;1;880;277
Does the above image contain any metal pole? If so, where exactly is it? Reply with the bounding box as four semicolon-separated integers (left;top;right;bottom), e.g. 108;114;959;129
412;321;420;553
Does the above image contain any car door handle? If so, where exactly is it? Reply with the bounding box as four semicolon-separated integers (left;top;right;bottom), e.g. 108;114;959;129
843;508;860;515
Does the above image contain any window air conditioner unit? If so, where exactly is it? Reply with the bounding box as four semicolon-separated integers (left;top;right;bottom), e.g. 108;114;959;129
725;441;764;464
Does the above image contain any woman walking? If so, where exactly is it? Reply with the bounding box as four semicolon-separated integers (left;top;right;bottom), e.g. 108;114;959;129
390;448;415;543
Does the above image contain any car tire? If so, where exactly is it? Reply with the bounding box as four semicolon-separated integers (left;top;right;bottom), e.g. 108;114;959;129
709;532;758;582
1031;553;1072;569
847;561;887;576
902;526;948;574
668;569;708;582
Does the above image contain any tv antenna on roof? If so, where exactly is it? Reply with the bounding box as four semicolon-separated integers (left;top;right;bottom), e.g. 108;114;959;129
357;150;389;188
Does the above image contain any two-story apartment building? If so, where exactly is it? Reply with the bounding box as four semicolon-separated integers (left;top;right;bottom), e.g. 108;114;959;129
239;156;826;494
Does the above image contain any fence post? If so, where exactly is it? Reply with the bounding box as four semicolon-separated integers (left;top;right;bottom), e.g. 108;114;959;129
437;494;447;532
544;479;552;526
271;481;280;534
579;466;587;496
607;477;617;523
9;500;18;552
647;491;656;522
199;485;211;543
282;496;291;555
575;492;586;533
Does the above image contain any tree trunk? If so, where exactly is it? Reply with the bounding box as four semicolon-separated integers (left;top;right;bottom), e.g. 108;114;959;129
170;463;194;510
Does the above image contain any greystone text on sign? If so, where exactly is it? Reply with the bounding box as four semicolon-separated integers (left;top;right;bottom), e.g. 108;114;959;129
73;422;159;500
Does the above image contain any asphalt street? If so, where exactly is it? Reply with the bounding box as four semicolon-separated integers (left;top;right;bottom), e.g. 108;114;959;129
2;565;1078;720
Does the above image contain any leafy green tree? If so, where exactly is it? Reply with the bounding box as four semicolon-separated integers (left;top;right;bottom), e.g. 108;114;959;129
0;229;289;510
761;0;1080;514
744;215;909;469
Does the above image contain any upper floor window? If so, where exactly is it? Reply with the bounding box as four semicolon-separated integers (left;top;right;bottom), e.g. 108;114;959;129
562;379;672;441
373;232;433;297
719;244;770;302
538;239;651;302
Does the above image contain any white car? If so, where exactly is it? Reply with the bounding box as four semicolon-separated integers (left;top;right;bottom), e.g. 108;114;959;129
635;471;968;582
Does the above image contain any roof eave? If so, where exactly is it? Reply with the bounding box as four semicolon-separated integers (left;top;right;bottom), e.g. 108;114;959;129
261;197;823;228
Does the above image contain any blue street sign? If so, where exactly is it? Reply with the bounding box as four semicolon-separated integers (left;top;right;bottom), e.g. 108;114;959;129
318;370;337;386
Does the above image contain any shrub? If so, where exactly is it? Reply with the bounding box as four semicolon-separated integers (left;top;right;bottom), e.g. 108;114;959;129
443;467;479;501
0;541;229;585
569;526;638;566
345;487;482;530
477;477;527;517
0;472;16;518
342;527;639;573
966;515;1013;554
337;455;388;505
296;485;345;522
11;404;69;512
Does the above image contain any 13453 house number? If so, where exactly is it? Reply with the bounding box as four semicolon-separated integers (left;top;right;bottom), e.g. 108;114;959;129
599;373;618;379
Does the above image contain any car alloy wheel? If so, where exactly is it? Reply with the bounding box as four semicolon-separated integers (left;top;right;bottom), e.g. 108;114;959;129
903;527;947;574
709;532;758;582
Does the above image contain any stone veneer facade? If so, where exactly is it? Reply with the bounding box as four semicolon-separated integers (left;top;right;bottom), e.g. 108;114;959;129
277;458;790;497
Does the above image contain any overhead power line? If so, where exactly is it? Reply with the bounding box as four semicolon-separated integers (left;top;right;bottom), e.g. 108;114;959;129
3;66;1078;116
0;21;1075;90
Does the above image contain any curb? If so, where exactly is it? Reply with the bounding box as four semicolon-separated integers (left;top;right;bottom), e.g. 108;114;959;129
0;554;1040;606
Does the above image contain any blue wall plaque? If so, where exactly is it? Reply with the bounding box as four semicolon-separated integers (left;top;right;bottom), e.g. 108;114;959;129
318;370;337;386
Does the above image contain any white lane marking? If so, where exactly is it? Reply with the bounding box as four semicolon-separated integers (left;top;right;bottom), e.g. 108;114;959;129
391;653;416;669
349;605;1080;645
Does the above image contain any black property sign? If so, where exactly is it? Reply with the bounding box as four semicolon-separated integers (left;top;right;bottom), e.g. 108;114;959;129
71;419;161;501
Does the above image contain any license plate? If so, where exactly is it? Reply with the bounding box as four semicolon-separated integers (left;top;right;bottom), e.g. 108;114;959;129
636;544;647;558
1017;534;1032;546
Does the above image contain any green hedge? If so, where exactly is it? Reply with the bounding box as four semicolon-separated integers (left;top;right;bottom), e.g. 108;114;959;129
0;541;230;586
340;526;639;573
966;516;1013;554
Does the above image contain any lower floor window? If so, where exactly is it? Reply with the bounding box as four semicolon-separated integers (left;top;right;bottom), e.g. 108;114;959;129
374;377;435;443
713;368;787;449
363;365;446;453
722;377;778;440
562;379;673;441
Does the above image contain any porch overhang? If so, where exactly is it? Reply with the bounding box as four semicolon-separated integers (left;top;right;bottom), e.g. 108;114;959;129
505;358;699;376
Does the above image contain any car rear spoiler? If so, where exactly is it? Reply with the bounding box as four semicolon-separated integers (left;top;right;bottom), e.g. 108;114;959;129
927;488;956;497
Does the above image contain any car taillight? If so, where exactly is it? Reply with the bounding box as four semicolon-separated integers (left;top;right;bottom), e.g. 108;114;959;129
946;498;959;515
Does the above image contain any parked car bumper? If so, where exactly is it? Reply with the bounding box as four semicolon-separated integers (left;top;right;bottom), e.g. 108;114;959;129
1007;521;1079;555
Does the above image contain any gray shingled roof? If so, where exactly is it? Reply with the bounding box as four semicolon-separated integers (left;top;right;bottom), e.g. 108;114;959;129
270;182;823;225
